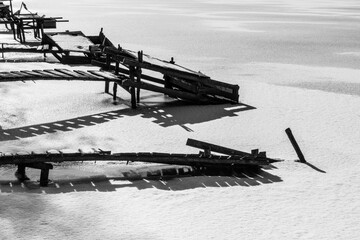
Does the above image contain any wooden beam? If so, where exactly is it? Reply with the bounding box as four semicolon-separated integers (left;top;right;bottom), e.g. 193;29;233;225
186;138;250;157
285;128;306;163
122;79;213;103
91;60;165;85
1;152;275;167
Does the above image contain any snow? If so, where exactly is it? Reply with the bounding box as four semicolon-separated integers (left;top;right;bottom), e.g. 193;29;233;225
1;0;360;239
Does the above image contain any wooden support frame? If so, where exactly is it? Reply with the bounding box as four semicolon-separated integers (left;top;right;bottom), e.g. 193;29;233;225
102;47;239;103
15;162;53;187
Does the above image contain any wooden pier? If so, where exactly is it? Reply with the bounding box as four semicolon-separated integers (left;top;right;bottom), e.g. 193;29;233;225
0;139;281;186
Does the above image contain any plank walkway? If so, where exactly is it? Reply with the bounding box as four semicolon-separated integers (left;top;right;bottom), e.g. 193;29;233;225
0;139;281;186
0;69;122;82
0;148;279;167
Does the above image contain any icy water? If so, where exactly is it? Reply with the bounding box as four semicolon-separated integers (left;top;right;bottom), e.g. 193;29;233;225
22;0;360;70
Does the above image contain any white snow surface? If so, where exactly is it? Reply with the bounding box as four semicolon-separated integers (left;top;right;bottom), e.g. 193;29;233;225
1;0;359;239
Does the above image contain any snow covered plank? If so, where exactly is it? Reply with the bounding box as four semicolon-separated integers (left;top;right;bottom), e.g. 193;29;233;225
54;69;90;79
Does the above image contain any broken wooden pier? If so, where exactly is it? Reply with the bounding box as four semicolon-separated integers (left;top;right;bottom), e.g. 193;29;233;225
0;139;281;186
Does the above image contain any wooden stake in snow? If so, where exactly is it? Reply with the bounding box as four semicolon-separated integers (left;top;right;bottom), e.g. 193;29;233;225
285;128;306;163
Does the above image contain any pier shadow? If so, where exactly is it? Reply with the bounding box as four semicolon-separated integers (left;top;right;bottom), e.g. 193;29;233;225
0;165;281;194
0;102;255;141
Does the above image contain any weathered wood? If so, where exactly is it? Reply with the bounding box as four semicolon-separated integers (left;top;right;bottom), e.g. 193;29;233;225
122;79;212;103
136;51;143;103
285;128;306;163
20;70;47;78
113;82;117;101
73;70;104;80
1;151;274;167
92;60;165;85
129;66;137;108
43;69;72;79
168;76;198;93
54;69;88;79
9;71;33;78
87;70;118;80
105;81;110;93
186;138;250;157
0;72;24;79
32;70;60;78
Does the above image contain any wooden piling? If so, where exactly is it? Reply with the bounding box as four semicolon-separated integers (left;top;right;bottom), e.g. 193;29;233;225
285;128;306;163
136;51;143;103
113;82;117;101
129;66;137;108
104;54;111;93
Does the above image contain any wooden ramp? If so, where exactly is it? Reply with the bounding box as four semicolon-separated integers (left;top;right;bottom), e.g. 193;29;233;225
0;139;281;186
0;69;121;82
93;47;239;107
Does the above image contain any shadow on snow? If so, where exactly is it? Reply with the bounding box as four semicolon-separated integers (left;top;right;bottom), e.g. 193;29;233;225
0;165;281;194
0;101;255;141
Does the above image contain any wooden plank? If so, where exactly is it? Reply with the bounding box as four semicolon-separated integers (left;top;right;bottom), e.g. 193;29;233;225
186;138;250;157
9;71;34;78
120;57;209;82
20;70;48;78
0;151;274;166
122;79;213;103
198;86;239;102
87;70;118;80
73;70;104;80
92;60;165;85
32;70;60;78
43;69;73;79
169;77;198;93
285;128;306;163
54;69;89;79
0;72;24;79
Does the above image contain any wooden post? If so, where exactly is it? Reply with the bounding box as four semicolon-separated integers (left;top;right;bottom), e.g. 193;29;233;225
15;164;29;181
129;66;137;109
40;168;50;187
164;75;172;90
285;128;306;163
115;62;119;75
136;51;143;103
130;87;136;109
170;57;175;64
104;54;111;93
113;82;117;102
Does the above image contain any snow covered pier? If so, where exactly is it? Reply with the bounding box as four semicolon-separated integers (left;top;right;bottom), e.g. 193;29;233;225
0;139;280;186
1;28;240;107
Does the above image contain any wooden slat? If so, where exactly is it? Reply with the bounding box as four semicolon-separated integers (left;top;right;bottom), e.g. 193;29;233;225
9;71;34;78
169;77;198;93
32;70;60;78
187;138;250;157
92;60;165;84
87;70;118;80
43;69;73;79
73;70;104;80
122;79;213;103
0;72;23;79
20;70;48;78
54;69;88;79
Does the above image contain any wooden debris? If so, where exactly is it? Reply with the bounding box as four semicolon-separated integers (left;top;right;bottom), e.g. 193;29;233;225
0;139;282;187
285;128;306;163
